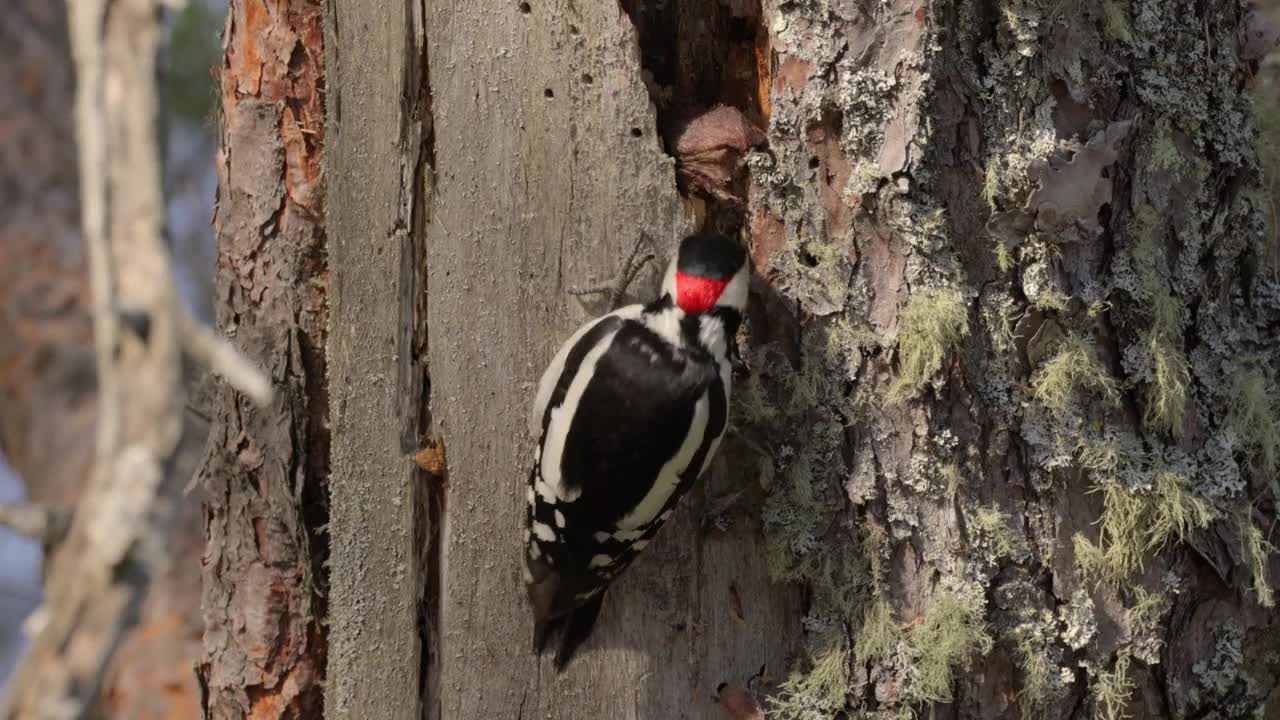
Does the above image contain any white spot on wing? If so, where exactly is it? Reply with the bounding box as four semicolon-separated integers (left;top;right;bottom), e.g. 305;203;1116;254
593;531;611;542
532;521;556;542
554;509;565;528
589;554;614;568
535;479;555;503
541;328;623;502
528;542;541;559
632;539;649;552
525;487;535;505
616;391;711;531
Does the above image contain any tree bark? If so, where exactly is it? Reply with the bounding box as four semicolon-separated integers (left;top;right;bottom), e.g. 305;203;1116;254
209;0;1280;717
321;2;432;718
196;1;329;717
424;2;800;718
743;0;1280;717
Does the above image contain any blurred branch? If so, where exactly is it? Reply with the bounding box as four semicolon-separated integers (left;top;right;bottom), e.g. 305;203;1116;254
0;503;69;547
0;0;269;716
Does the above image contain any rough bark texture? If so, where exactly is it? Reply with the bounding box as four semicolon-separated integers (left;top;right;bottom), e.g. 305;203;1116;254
742;0;1280;718
322;1;432;718
197;1;329;717
425;2;801;718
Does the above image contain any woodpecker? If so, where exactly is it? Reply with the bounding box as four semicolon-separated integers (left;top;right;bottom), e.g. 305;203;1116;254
524;230;749;669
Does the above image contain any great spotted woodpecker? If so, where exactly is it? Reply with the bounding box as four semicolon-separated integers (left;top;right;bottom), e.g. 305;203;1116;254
524;230;749;669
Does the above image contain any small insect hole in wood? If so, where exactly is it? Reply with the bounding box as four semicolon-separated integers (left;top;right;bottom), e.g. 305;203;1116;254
544;87;554;98
518;1;531;13
630;127;643;137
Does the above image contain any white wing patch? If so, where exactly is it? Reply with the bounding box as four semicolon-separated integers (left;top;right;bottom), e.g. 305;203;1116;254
530;305;643;436
540;328;623;503
616;391;710;531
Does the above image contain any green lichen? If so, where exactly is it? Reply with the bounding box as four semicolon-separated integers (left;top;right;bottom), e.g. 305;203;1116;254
1145;470;1213;550
1102;0;1133;44
983;161;1002;209
972;505;1022;559
902;593;994;704
1092;654;1134;720
1241;522;1276;608
994;237;1013;273
1031;289;1071;313
1145;333;1189;436
1126;586;1164;630
940;463;962;499
1226;366;1280;475
1074;470;1211;587
1125;586;1167;663
770;640;852;720
854;595;902;666
1009;622;1059;719
888;290;970;403
1032;335;1121;414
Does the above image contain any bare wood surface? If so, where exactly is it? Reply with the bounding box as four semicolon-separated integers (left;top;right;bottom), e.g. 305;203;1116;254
322;0;432;717
425;2;800;717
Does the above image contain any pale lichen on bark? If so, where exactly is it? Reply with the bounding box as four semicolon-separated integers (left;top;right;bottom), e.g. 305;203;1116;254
741;0;1280;716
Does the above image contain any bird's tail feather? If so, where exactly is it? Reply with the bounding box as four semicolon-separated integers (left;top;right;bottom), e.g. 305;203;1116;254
552;592;606;672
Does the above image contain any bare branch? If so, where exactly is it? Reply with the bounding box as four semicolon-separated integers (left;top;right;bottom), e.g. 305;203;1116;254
0;503;53;542
176;307;273;407
0;0;197;716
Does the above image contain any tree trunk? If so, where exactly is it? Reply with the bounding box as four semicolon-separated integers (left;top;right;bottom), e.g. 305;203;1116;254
321;2;432;718
424;2;800;718
196;1;329;717
213;0;1280;718
742;0;1280;718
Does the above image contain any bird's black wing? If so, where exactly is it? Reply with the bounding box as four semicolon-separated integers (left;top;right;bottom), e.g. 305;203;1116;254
526;317;723;669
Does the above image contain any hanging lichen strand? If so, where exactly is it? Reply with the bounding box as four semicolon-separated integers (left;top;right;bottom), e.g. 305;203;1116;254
740;0;1280;716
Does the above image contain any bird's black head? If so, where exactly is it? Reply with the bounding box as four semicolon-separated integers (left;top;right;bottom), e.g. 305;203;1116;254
661;231;749;316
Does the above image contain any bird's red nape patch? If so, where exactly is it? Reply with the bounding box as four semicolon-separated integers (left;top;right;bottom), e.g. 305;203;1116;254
675;272;730;315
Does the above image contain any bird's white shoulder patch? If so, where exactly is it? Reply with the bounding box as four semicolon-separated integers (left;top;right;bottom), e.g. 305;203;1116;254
529;305;644;436
540;327;624;503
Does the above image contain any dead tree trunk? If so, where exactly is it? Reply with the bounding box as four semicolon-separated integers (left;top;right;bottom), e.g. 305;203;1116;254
321;2;432;718
196;1;329;717
424;2;800;718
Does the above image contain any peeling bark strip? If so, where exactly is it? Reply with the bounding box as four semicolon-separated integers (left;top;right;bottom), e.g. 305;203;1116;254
321;1;433;718
426;1;799;717
198;1;329;718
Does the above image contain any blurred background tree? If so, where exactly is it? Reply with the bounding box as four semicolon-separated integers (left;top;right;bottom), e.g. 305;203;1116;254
0;1;224;716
